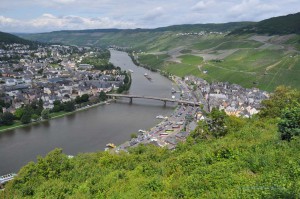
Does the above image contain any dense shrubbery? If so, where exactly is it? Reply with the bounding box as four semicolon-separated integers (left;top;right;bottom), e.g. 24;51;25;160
13;100;44;124
51;100;76;113
80;50;120;71
117;72;131;93
75;94;89;104
191;108;229;140
1;86;300;198
99;91;107;102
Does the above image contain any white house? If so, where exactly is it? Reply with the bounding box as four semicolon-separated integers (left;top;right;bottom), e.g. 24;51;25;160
5;79;16;86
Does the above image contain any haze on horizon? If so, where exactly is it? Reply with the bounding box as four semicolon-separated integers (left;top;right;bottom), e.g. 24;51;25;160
0;0;299;33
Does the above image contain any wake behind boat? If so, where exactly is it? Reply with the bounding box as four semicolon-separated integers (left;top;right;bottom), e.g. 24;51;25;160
144;73;152;81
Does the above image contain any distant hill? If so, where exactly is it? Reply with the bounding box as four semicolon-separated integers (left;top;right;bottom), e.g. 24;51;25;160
230;12;300;35
13;13;300;91
0;31;36;45
154;22;255;32
52;22;254;34
17;22;254;48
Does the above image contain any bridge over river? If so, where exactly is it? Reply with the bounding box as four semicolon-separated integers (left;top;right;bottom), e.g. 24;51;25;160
107;94;201;106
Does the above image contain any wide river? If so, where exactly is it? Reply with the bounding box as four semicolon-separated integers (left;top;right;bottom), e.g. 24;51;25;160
0;50;179;175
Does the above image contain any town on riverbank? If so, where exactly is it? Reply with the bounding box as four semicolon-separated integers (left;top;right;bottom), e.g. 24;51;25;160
112;74;269;152
0;43;131;131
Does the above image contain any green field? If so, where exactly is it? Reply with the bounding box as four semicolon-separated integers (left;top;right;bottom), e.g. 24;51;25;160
163;55;203;77
214;40;263;50
135;33;299;91
137;54;169;69
192;35;227;50
138;37;300;91
285;34;300;51
199;49;299;91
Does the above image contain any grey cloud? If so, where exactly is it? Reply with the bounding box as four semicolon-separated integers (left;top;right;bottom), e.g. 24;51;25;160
0;0;299;32
142;7;165;21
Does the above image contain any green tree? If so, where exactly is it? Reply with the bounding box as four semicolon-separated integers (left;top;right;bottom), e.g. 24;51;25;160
75;96;82;104
41;109;51;120
81;94;89;103
63;101;75;112
31;114;40;121
191;108;228;140
30;100;38;110
117;85;124;93
38;99;43;108
52;100;63;112
14;108;24;120
124;74;129;84
278;106;300;141
99;91;107;101
1;112;14;125
208;108;228;138
21;112;32;124
259;86;300;118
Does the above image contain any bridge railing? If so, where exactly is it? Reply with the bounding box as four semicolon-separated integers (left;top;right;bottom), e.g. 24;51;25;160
107;94;200;106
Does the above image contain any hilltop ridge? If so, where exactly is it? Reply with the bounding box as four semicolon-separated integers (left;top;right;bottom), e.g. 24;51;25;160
0;31;37;46
231;12;300;35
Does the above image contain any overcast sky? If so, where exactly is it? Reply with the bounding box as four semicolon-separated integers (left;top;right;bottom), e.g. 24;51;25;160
0;0;299;33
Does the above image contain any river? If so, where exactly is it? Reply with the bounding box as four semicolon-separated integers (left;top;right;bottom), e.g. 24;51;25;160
0;50;179;175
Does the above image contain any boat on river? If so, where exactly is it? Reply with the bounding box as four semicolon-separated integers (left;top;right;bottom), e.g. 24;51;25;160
171;87;179;93
144;73;152;80
138;129;147;134
0;173;17;185
156;115;168;119
106;143;116;148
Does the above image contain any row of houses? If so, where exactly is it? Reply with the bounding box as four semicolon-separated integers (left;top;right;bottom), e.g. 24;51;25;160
185;76;269;117
0;43;125;113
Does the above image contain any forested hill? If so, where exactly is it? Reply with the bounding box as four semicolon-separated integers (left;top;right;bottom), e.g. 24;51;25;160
52;21;254;34
230;12;300;35
16;12;300;48
17;22;254;47
0;31;36;45
1;86;300;198
153;22;255;32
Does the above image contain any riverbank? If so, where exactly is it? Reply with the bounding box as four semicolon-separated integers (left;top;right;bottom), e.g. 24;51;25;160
111;73;202;152
126;51;176;81
0;100;112;134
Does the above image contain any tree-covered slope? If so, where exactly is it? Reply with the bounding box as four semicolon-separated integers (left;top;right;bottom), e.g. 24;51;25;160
231;12;300;35
1;87;300;199
0;31;35;45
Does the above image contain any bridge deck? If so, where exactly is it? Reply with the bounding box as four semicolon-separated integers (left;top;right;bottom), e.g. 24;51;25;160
107;94;200;106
